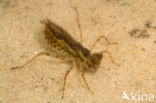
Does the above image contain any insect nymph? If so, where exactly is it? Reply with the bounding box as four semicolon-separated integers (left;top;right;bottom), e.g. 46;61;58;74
11;7;119;99
44;19;103;72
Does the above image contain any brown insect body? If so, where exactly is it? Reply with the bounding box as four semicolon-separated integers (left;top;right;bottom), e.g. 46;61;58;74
11;9;118;99
44;19;103;72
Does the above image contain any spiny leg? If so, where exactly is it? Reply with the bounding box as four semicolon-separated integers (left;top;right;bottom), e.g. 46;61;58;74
90;35;118;51
101;50;120;67
11;52;51;70
72;6;83;43
81;73;94;94
62;65;73;99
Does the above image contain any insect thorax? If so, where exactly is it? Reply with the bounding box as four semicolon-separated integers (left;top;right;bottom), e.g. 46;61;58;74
75;48;103;72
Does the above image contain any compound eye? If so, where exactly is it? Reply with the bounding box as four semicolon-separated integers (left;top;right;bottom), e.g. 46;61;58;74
88;64;92;68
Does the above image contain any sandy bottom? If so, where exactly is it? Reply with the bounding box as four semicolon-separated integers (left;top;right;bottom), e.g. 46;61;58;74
0;0;156;103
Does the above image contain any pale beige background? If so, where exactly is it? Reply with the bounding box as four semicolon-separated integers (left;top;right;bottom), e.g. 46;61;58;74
0;0;156;103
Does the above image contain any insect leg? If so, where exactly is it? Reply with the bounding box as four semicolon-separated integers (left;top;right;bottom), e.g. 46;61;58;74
72;6;83;43
90;35;118;51
11;52;51;70
101;50;120;67
62;65;73;99
81;73;94;94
